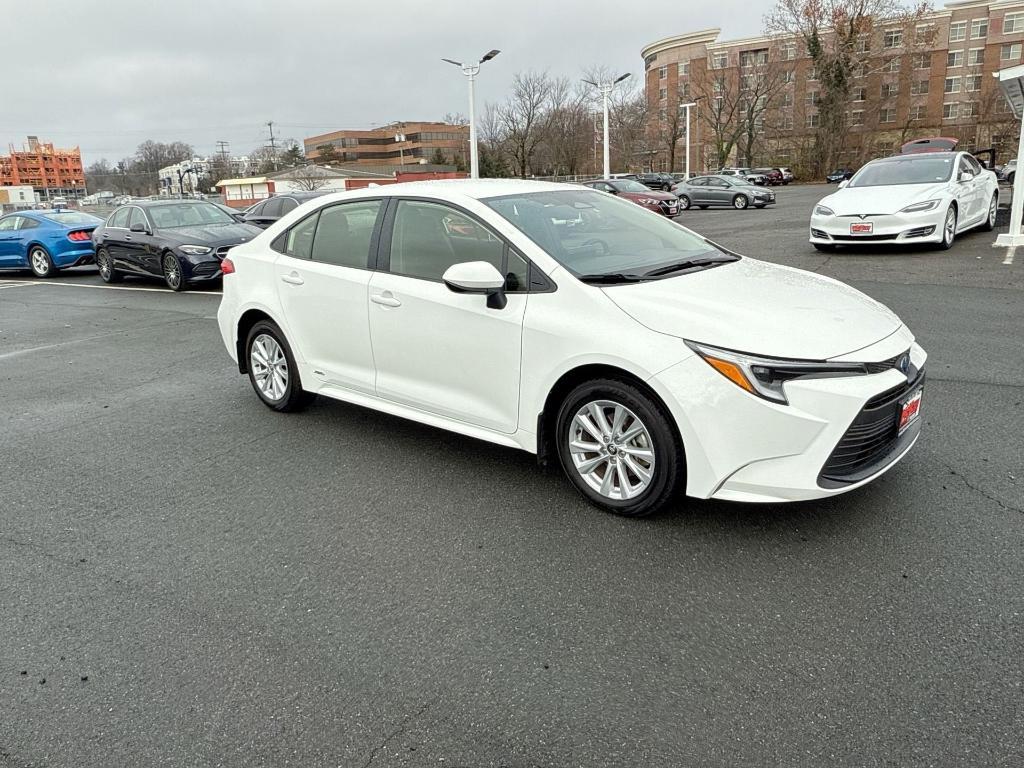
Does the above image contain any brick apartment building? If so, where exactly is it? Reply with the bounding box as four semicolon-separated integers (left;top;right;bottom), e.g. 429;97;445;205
641;0;1024;174
305;122;469;167
0;136;86;200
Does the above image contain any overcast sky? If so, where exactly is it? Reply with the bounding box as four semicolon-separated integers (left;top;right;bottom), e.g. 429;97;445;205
2;0;772;165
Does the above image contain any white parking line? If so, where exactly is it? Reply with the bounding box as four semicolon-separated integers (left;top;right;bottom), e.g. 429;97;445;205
6;280;221;295
1004;246;1016;266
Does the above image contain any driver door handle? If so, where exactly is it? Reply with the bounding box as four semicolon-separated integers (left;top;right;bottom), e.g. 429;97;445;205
280;273;304;285
370;292;402;308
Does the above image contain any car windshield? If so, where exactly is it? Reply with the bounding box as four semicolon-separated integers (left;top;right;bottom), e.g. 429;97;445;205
42;211;103;226
849;156;955;187
485;189;731;278
611;180;652;194
148;203;235;228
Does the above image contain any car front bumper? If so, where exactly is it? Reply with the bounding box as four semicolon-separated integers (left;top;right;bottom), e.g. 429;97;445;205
809;209;945;245
649;330;927;502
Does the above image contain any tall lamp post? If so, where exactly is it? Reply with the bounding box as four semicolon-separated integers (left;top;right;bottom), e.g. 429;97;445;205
583;72;631;179
443;49;501;179
394;130;406;169
679;100;699;180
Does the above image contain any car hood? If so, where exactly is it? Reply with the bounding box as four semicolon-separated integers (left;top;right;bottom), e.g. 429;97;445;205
161;222;263;246
818;183;946;215
624;190;676;201
602;257;901;359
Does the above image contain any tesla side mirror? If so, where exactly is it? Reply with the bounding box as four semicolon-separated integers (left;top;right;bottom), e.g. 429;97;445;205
129;222;149;234
958;171;972;183
837;180;849;189
442;261;508;309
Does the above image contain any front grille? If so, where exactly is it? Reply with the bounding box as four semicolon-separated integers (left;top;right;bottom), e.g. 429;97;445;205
864;350;909;375
831;234;897;242
215;246;233;259
818;369;924;486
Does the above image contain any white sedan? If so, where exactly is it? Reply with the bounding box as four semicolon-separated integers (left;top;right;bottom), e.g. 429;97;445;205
218;180;926;517
810;151;999;251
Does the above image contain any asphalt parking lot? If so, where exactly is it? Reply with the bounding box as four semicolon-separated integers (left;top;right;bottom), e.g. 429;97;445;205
2;184;1022;767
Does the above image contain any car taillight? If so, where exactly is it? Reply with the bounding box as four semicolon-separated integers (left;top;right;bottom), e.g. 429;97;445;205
221;257;235;275
67;230;92;242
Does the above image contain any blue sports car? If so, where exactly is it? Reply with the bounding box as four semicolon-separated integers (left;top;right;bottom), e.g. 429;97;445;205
0;209;103;278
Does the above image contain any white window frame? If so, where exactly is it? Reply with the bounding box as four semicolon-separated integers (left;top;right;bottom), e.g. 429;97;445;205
966;74;982;92
880;108;897;124
913;52;931;69
659;87;667;100
971;18;988;38
949;21;967;42
884;29;903;49
853;86;866;101
911;105;927;120
658;65;667;79
963;101;979;117
806;113;819;128
911;79;929;96
1005;12;1024;34
968;48;985;66
781;42;796;60
712;53;728;69
943;102;959;119
678;61;689;76
882;82;899;98
947;50;964;68
945;76;961;93
1002;43;1022;62
850;110;865;126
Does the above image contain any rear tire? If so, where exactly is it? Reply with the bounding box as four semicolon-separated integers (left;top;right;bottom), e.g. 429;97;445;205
245;321;312;412
555;379;683;517
96;248;122;283
981;193;998;231
29;246;55;278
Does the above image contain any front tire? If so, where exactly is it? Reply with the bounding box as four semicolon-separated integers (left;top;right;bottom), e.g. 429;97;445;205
245;321;311;412
677;195;691;210
96;248;122;283
555;379;683;517
733;194;749;210
936;205;957;250
29;246;55;278
162;252;185;291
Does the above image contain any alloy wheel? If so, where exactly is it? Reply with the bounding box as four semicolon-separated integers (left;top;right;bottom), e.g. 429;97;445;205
30;248;51;277
568;400;655;501
97;252;111;279
944;208;956;245
250;333;289;402
989;196;998;227
163;254;182;290
734;195;748;210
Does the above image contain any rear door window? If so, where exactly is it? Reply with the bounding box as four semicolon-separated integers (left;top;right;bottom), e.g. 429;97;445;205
310;201;381;269
109;208;131;228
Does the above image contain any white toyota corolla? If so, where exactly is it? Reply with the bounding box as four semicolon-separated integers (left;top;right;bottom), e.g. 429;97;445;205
810;151;999;251
217;180;926;516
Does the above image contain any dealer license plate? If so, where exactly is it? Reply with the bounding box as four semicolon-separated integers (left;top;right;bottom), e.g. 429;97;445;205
850;222;873;234
898;389;923;435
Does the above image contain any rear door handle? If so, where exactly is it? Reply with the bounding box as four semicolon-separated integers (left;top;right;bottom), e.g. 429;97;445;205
280;273;304;285
370;292;402;308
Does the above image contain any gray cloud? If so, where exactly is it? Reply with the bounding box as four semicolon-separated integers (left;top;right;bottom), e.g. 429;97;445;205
2;0;771;164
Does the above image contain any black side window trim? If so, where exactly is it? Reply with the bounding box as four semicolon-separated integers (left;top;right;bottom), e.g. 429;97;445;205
375;196;555;294
272;198;387;270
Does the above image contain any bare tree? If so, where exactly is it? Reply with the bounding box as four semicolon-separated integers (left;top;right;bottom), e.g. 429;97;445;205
766;0;932;174
694;67;746;169
541;77;592;176
286;165;334;192
499;71;553;178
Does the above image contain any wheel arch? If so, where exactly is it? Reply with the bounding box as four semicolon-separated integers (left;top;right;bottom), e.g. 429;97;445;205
235;308;280;374
535;363;685;471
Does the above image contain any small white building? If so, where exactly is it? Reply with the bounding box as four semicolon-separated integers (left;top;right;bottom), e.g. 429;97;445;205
0;184;37;211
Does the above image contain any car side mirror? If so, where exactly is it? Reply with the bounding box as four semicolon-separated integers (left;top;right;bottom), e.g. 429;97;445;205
958;171;972;183
837;180;849;189
443;261;508;309
129;222;149;234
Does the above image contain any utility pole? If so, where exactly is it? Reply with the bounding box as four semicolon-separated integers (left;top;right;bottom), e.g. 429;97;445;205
216;140;230;163
583;73;632;179
266;122;278;171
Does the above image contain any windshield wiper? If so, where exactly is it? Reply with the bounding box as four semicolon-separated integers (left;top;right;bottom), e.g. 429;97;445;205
642;255;738;278
577;273;648;284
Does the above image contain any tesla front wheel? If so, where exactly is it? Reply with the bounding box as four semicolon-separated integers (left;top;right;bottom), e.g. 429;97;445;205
937;205;957;250
245;321;311;412
733;194;749;210
556;379;683;517
96;249;122;283
29;247;55;278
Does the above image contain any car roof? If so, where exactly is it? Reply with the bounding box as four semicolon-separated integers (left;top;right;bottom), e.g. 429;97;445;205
131;198;221;208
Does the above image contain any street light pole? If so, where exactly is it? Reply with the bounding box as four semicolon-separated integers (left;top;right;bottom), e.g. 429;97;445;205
583;73;631;178
680;101;697;180
443;50;500;179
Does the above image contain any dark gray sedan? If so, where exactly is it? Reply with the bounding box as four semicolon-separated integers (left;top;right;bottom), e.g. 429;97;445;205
671;175;777;211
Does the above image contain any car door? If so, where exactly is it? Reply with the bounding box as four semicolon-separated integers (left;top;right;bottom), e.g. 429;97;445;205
686;178;708;203
99;207;132;269
124;207;156;274
0;215;25;266
367;198;528;434
273;199;382;394
955;156;983;226
707;178;731;205
965;154;992;223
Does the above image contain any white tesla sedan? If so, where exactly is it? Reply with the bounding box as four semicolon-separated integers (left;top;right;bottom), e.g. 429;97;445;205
217;180;926;517
809;151;999;251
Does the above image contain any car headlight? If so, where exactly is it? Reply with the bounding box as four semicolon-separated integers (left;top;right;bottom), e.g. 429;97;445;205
686;341;869;404
638;198;660;205
899;199;940;213
814;205;834;216
179;244;212;255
